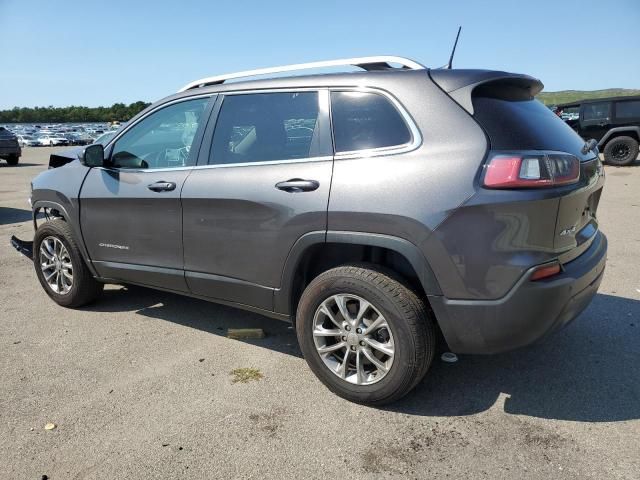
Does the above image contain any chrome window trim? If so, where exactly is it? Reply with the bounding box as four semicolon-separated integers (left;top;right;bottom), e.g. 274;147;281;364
99;85;421;172
94;155;334;174
329;87;422;159
195;155;333;170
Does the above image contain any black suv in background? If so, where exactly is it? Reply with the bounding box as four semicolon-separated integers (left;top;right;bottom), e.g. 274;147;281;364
0;127;21;165
559;96;640;166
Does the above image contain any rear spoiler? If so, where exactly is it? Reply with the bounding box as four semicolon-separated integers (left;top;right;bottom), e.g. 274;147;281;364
429;69;544;114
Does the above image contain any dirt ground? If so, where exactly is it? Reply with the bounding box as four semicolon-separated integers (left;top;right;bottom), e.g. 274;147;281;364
1;148;639;479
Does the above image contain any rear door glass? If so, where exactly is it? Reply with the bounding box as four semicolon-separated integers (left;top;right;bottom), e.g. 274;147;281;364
582;102;611;122
209;92;322;165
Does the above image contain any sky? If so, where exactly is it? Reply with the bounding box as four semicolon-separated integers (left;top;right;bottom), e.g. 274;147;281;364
0;0;638;109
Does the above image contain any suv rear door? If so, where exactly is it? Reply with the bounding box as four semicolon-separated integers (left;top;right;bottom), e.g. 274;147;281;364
79;96;213;291
181;89;333;311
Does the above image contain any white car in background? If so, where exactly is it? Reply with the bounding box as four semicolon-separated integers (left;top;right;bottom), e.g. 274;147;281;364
17;135;40;147
36;135;69;146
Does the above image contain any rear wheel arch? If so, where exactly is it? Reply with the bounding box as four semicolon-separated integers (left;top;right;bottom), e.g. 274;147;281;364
275;231;442;318
599;127;640;147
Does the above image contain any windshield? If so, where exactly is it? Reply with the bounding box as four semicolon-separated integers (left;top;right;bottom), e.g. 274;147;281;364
94;132;116;145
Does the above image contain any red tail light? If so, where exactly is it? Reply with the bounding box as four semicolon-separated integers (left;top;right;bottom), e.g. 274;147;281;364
483;152;580;189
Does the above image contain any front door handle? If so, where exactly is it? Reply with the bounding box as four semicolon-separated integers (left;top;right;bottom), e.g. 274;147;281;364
275;179;320;193
147;181;176;192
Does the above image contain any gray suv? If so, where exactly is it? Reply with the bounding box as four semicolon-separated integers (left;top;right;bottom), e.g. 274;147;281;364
25;57;607;405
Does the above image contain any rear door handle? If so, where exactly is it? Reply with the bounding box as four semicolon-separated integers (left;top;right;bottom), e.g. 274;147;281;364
275;179;320;193
147;181;176;192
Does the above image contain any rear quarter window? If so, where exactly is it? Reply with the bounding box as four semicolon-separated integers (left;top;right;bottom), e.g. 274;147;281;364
615;100;640;120
330;91;411;153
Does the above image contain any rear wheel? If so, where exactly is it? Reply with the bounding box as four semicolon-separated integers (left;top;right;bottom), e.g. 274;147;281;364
296;265;436;405
603;136;639;166
33;220;103;307
6;155;19;166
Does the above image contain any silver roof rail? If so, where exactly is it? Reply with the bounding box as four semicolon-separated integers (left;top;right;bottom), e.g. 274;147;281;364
178;56;426;92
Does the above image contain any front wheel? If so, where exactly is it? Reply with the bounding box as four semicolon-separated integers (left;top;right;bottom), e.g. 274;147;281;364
296;265;436;405
33;220;103;307
6;155;19;166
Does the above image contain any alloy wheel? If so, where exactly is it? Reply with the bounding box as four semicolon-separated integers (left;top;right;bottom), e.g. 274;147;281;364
312;294;395;385
39;236;73;294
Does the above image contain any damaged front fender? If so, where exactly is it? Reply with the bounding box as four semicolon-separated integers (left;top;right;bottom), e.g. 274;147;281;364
10;235;33;260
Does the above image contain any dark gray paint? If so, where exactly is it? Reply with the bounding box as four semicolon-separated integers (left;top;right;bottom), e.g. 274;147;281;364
28;67;608;354
80;167;191;291
181;159;333;297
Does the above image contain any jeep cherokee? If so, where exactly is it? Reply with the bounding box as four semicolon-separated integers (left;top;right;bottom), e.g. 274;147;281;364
23;56;607;405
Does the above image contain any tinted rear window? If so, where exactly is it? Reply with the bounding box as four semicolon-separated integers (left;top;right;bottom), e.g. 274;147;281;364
331;91;411;153
616;100;640;119
472;94;587;155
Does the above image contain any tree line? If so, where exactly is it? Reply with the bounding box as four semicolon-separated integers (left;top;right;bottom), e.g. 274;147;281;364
0;101;151;123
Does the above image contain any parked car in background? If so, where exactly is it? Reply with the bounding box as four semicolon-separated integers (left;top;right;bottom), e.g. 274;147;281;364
22;56;607;405
64;133;93;145
558;96;640;166
17;134;40;147
0;127;21;165
37;135;69;146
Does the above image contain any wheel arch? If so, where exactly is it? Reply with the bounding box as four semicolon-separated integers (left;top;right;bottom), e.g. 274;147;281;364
32;200;98;277
274;231;442;317
598;126;640;147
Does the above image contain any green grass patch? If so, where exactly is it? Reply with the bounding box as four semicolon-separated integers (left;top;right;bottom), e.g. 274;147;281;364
230;367;264;384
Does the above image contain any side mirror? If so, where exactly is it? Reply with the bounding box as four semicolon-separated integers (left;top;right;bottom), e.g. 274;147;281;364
80;144;105;167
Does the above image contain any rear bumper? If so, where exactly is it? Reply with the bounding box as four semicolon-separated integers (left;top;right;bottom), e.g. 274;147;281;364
0;146;21;156
430;231;607;354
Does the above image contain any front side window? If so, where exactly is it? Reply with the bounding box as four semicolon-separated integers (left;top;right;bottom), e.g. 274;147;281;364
111;97;209;169
330;91;412;153
582;102;611;122
615;100;640;119
210;92;320;165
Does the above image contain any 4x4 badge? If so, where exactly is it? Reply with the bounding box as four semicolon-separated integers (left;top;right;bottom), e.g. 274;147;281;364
559;225;577;236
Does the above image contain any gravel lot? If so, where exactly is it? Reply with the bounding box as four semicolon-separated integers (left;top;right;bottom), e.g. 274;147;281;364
1;148;639;479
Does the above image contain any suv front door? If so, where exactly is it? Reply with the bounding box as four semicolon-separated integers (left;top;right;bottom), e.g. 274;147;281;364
181;90;333;311
79;96;213;291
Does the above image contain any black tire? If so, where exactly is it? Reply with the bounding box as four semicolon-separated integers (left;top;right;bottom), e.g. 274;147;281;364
33;220;103;307
296;264;436;405
6;155;19;166
603;136;639;166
